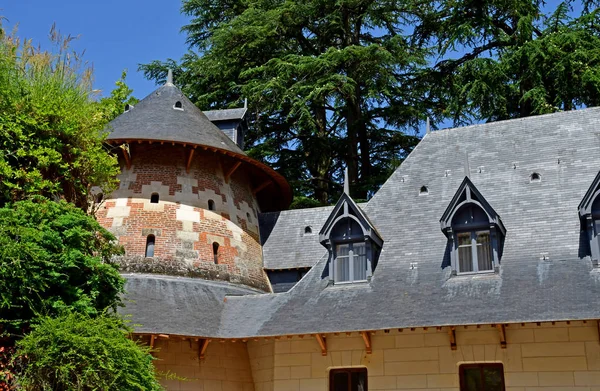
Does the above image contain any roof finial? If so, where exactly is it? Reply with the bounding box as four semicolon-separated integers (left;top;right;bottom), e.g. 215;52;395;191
244;98;248;109
464;151;471;178
166;69;174;86
426;117;431;134
344;167;350;195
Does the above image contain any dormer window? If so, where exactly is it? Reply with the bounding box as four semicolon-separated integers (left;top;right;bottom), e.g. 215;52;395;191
173;101;183;110
320;173;383;284
578;170;600;266
441;177;506;275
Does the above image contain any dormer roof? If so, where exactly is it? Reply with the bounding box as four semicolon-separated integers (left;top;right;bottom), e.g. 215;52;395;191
319;192;383;247
578;169;600;218
440;176;506;236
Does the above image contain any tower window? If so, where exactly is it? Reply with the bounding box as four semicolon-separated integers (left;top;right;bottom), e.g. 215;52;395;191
304;226;312;234
150;193;159;203
213;242;219;264
530;172;541;182
174;101;183;110
208;199;215;211
124;103;133;112
420;186;429;195
145;235;155;258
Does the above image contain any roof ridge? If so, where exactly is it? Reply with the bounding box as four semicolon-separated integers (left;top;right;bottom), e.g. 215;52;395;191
432;106;600;135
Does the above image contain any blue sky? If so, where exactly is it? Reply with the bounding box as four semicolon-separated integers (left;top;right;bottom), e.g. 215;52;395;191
2;0;583;107
2;0;190;99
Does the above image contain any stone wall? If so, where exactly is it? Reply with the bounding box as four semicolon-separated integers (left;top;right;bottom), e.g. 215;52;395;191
261;321;600;390
248;340;275;391
96;144;270;291
152;338;255;391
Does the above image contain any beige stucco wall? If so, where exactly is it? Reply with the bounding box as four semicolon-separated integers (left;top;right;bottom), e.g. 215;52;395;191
265;321;600;391
152;338;255;391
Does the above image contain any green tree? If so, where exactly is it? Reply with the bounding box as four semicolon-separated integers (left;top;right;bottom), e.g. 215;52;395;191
140;0;428;203
420;0;600;123
14;313;163;391
0;24;121;209
98;70;140;122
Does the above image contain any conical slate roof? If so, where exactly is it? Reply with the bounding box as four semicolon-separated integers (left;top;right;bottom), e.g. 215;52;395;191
106;82;244;155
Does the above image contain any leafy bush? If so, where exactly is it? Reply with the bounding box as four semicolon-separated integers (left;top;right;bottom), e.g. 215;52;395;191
0;200;124;337
14;313;163;391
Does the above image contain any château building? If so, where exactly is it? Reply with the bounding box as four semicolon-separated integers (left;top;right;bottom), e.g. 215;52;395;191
97;72;600;391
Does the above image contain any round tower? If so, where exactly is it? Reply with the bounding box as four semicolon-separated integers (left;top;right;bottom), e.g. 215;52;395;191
96;76;291;292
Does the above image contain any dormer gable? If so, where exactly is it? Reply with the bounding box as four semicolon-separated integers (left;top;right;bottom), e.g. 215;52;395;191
318;192;383;248
440;176;506;275
440;176;506;236
319;170;383;283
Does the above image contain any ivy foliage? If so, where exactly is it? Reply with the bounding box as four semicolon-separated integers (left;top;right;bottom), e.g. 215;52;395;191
0;200;124;337
0;24;122;209
14;313;163;391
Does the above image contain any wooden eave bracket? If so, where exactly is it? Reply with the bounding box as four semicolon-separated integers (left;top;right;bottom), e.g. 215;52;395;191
315;334;327;356
361;331;372;354
186;149;195;173
149;334;156;350
449;327;457;350
120;144;131;169
199;339;211;360
252;180;272;195
497;324;507;349
224;161;242;183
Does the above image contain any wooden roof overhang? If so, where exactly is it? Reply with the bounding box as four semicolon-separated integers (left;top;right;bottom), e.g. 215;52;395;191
106;138;292;211
133;319;600;360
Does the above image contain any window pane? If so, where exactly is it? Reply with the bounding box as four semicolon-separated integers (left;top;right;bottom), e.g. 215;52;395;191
333;372;349;391
483;367;504;391
353;243;367;281
351;370;367;391
457;232;471;246
476;231;493;271
458;247;473;272
337;244;350;256
462;367;482;391
336;257;350;282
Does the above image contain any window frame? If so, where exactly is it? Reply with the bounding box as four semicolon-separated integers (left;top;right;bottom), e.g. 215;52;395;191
329;367;368;391
145;235;155;258
459;363;505;391
454;229;494;274
333;241;369;284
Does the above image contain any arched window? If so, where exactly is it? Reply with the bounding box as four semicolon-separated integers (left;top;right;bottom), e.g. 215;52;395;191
420;185;429;195
452;204;493;273
174;101;183;110
208;199;215;211
124;103;133;112
440;177;506;275
145;235;155;258
212;242;219;264
304;226;312;234
530;172;541;182
150;193;159;203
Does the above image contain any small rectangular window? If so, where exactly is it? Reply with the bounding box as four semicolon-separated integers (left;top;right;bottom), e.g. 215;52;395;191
459;363;504;391
330;368;367;391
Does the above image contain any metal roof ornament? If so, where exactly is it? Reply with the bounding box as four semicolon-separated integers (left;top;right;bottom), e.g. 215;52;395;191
464;151;471;178
343;167;350;195
166;69;174;86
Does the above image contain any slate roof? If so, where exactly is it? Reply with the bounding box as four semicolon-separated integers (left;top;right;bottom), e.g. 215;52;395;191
105;83;244;155
124;107;600;338
204;108;247;122
119;274;262;337
259;207;333;269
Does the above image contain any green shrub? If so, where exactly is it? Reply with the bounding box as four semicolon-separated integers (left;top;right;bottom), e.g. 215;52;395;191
14;313;163;391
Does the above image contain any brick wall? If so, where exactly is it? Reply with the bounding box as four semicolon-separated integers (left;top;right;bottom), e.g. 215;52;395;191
253;321;600;390
152;338;255;391
96;144;269;291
